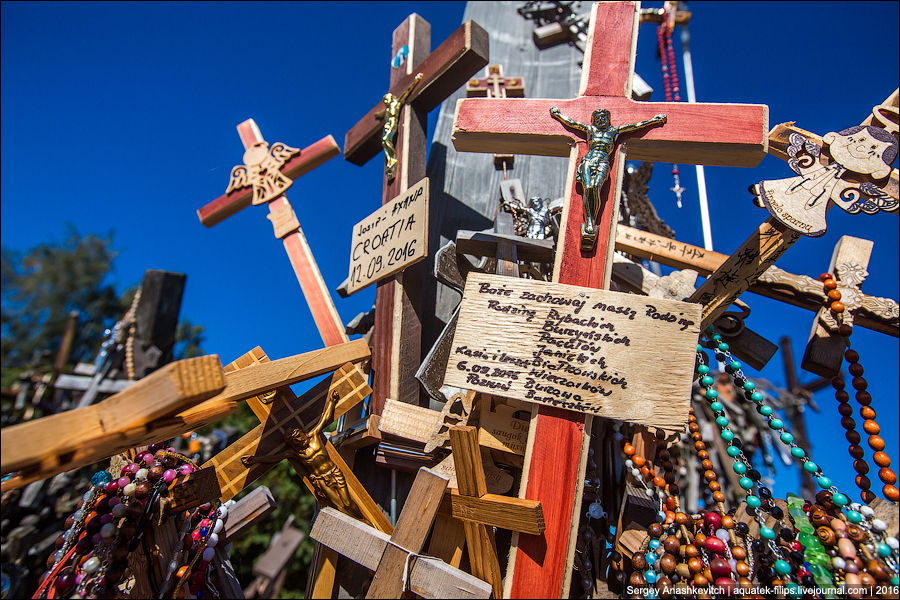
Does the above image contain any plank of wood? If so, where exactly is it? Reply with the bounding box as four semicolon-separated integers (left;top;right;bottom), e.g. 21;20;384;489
366;468;450;599
450;427;501;598
379;397;443;444
439;491;545;536
220;486;276;545
253;524;306;580
479;399;530;456
1;355;226;478
443;273;699;431
311;507;491;600
308;545;339;599
198;135;341;227
213;547;246;600
200;339;370;407
801;236;874;377
347;177;429;295
427;513;467;567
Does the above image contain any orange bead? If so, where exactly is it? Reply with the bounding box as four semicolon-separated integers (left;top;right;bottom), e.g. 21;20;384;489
736;561;751;577
665;511;676;524
860;406;876;419
827;289;842;301
884;484;900;503
654;475;667;488
623;443;635;456
880;468;897;485
698;450;709;460
722;516;735;529
632;455;646;468
870;437;887;453
830;301;845;313
823;279;837;290
176;565;190;580
704;470;717;482
731;546;746;560
712;491;726;503
666;496;677;511
688;557;703;573
863;420;880;435
641;465;652;478
709;481;721;492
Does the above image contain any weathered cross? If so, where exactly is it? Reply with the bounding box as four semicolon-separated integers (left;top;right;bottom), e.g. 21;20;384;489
197;120;346;347
451;2;769;596
310;467;492;599
344;15;489;413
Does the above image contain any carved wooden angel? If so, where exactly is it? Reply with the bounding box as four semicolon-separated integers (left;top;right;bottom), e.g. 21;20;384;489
226;141;301;205
751;125;898;237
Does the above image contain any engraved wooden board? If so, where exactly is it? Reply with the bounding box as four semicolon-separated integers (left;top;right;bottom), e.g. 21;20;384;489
443;273;700;431
346;178;429;295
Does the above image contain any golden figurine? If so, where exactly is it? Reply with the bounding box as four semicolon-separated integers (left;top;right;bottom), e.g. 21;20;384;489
376;72;423;180
241;391;366;523
550;107;666;251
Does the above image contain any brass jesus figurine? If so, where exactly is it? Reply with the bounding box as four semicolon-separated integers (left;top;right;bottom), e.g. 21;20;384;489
550;107;666;251
376;73;423;180
241;391;366;523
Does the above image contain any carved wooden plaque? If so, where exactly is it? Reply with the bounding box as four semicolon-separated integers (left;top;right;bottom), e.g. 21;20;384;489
346;177;429;295
443;273;700;431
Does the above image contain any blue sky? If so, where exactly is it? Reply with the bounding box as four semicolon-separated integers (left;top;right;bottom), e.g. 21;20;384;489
2;2;898;503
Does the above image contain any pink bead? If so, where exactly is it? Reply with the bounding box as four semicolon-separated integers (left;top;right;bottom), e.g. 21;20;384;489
75;573;84;585
167;446;177;453
100;514;113;525
126;462;140;473
163;469;177;482
200;519;211;528
117;476;130;488
142;453;155;465
705;536;727;555
192;530;202;542
106;482;119;494
178;464;193;475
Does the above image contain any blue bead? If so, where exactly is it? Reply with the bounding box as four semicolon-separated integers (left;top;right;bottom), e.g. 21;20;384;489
727;446;741;458
759;405;773;416
791;447;806;459
712;333;722;341
832;493;848;507
760;526;776;540
697;344;704;352
718;342;729;351
706;388;718;400
645;552;657;565
774;559;792;575
716;416;729;428
768;418;784;430
721;430;734;442
645;570;658;584
733;462;747;475
743;381;756;391
730;360;742;371
780;432;794;444
702;376;715;387
750;392;764;403
706;325;715;332
803;461;818;473
649;539;660;550
847;511;862;524
747;495;761;508
739;477;754;490
878;543;891;557
817;476;832;489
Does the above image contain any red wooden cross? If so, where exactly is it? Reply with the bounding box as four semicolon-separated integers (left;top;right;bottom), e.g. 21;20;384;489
344;15;488;413
197;121;347;347
452;2;769;597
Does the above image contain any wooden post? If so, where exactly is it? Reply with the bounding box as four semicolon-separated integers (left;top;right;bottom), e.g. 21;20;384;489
451;3;769;596
197;121;346;347
344;16;489;413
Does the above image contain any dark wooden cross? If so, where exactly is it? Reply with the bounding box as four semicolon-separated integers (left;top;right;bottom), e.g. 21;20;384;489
452;2;769;596
197;120;346;347
343;15;489;414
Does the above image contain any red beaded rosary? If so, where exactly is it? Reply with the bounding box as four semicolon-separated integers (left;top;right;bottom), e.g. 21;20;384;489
820;272;898;504
657;7;685;207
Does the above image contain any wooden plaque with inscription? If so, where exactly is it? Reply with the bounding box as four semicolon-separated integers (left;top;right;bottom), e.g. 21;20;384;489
443;273;700;431
346;178;429;295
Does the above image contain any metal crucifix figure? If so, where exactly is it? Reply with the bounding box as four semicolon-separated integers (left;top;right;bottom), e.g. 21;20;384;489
376;72;423;180
550;107;666;250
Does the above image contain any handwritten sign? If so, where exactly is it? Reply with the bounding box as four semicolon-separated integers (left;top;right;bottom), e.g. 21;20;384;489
443;273;700;431
346;178;428;295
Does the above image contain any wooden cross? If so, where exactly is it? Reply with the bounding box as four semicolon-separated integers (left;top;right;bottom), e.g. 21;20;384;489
343;16;489;413
452;3;769;596
197;120;346;347
690;89;899;331
310;467;492;599
466;64;524;99
616;223;899;338
797;236;898;377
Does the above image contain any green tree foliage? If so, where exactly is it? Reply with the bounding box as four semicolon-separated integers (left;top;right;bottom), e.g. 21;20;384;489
1;225;122;387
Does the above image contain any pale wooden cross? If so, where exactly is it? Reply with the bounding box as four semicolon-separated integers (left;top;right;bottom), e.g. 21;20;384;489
197;120;347;347
615;223;899;338
690;89;899;331
310;467;492;599
343;16;489;413
466;64;524;99
792;236;898;378
451;2;769;596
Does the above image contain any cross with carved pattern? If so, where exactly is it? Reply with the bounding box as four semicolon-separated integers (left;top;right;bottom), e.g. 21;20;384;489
197;120;347;347
466;64;525;99
452;2;769;596
344;15;488;414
